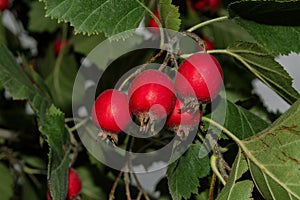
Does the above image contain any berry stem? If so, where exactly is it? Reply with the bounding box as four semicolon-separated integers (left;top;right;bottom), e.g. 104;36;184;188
109;170;124;200
118;49;164;91
208;172;217;200
132;171;151;200
210;154;226;185
187;16;228;32
124;172;132;200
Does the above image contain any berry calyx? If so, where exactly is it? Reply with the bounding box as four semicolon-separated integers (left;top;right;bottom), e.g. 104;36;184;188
47;168;82;200
175;53;223;104
0;0;9;11
165;98;202;139
54;39;68;54
92;89;132;143
128;70;176;132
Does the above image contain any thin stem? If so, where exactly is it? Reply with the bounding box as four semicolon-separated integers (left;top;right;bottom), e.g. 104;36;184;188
210;154;226;185
118;49;164;91
208;173;217;200
135;0;164;47
132;172;151;200
208;49;270;90
124;172;132;200
136;191;143;200
67;118;89;133
187;16;228;32
109;171;124;200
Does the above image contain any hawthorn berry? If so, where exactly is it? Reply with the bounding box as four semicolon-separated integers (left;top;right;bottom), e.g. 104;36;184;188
187;0;220;11
128;69;176;131
0;0;9;11
207;0;221;10
165;98;202;139
54;39;68;54
92;89;132;142
175;53;223;104
203;38;214;50
67;168;82;200
148;8;161;33
47;168;82;200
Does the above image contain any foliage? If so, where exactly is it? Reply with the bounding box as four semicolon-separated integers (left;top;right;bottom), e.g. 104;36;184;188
0;0;299;200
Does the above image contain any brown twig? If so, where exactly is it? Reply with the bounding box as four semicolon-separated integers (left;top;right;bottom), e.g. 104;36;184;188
109;170;124;200
118;49;165;91
136;191;143;200
208;172;217;200
132;172;151;200
124;172;132;200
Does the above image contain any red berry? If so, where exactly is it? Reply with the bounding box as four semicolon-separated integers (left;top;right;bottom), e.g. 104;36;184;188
148;8;161;28
203;38;214;50
92;89;132;134
0;0;9;11
54;39;68;54
175;53;223;103
188;0;207;10
165;98;202;129
67;168;82;200
207;0;220;9
128;70;176;128
46;168;82;200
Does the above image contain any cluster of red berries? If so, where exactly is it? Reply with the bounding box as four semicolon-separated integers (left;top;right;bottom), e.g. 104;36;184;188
47;168;82;200
92;53;223;141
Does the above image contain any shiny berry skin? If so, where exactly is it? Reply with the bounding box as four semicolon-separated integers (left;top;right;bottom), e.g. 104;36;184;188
175;53;223;103
128;70;176;121
92;89;132;134
54;39;68;54
165;98;202;129
47;168;82;200
0;0;9;11
67;168;82;200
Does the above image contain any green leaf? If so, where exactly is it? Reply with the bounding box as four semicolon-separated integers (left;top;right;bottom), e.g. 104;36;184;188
70;34;106;55
167;142;210;200
0;14;6;45
228;0;300;26
40;105;70;200
0;162;14;200
28;1;60;33
232;18;300;55
216;150;254;200
45;53;84;111
158;0;181;31
225;41;300;105
202;19;255;49
77;167;107;200
224;101;269;139
22;175;40;200
228;0;300;55
0;44;52;119
0;44;70;200
206;99;269;139
41;0;145;38
241;99;300;199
